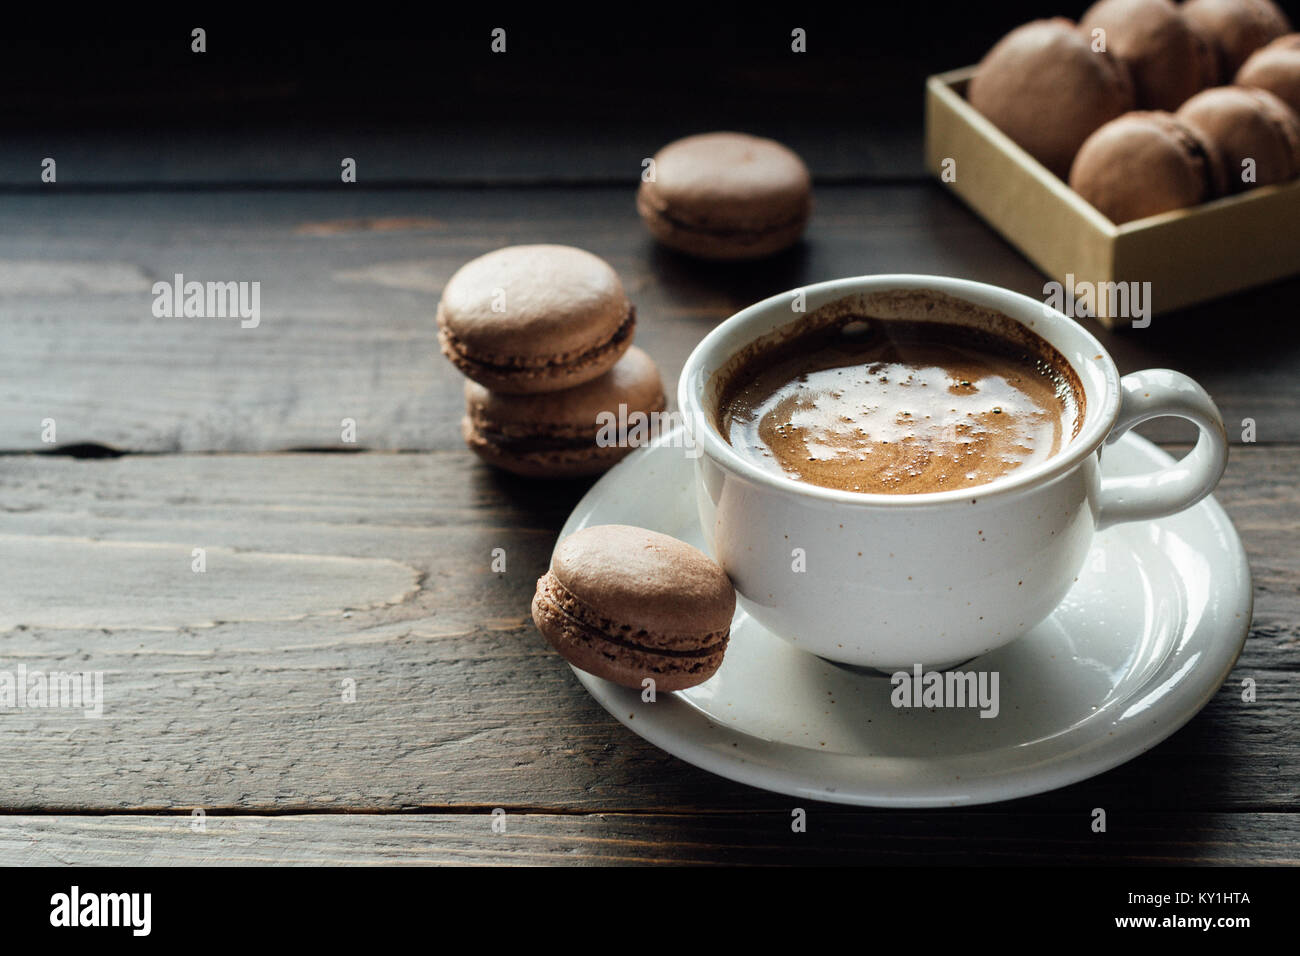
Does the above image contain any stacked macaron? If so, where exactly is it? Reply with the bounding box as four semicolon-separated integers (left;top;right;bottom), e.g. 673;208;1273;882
967;0;1299;223
438;251;738;689
438;244;666;478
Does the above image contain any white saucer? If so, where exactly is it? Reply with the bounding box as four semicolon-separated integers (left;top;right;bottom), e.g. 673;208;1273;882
557;428;1252;807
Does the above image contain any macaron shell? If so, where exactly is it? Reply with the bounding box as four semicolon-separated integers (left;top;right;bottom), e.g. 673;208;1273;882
532;575;727;692
549;525;736;640
1069;111;1218;222
637;132;812;260
968;18;1136;178
1080;0;1216;109
1179;85;1300;189
636;198;810;260
1183;0;1292;79
438;244;630;360
437;244;635;393
1236;33;1300;116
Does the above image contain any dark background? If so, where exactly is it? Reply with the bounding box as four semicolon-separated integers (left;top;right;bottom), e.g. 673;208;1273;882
6;7;1071;123
8;3;1294;186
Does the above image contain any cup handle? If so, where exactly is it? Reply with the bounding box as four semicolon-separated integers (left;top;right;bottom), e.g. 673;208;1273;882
1096;369;1228;531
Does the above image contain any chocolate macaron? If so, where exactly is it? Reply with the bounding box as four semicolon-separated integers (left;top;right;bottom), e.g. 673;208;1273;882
1237;33;1300;116
1183;0;1292;79
462;346;666;478
437;244;634;394
968;18;1136;178
1069;111;1225;222
532;525;736;692
636;132;812;260
1080;0;1216;109
1179;85;1300;190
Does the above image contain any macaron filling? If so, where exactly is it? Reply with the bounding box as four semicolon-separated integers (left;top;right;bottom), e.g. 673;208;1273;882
1163;119;1220;199
440;307;635;374
535;572;730;658
472;432;605;453
643;202;810;240
1246;89;1300;168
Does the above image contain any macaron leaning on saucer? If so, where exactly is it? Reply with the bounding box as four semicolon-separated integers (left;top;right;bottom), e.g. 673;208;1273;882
1079;0;1217;109
1178;85;1300;191
636;132;812;260
968;17;1136;178
1236;33;1300;115
462;346;666;478
437;244;635;394
532;524;736;691
1069;111;1226;222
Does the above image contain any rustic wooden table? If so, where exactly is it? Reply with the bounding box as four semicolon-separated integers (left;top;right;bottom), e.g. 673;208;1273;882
1;138;1296;864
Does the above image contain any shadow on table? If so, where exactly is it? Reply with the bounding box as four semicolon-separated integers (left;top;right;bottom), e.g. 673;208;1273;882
559;676;1250;863
471;465;596;523
645;239;815;316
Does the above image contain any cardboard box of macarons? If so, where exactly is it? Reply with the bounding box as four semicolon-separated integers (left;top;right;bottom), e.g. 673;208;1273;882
927;0;1300;323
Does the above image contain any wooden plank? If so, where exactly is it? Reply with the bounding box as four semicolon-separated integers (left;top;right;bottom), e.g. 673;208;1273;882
0;536;418;631
0;447;1294;813
2;185;1297;453
1;812;1295;866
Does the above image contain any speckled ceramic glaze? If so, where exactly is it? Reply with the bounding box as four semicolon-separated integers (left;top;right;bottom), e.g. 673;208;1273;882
677;275;1229;669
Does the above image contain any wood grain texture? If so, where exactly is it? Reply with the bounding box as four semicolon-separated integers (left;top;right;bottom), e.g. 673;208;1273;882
1;179;1296;865
3;184;1298;453
0;447;1293;815
0;534;418;631
2;812;1295;866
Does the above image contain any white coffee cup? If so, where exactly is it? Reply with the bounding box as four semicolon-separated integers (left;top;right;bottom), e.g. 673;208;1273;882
678;275;1228;670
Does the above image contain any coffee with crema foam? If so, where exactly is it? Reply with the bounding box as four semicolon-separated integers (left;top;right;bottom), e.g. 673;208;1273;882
715;300;1084;495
